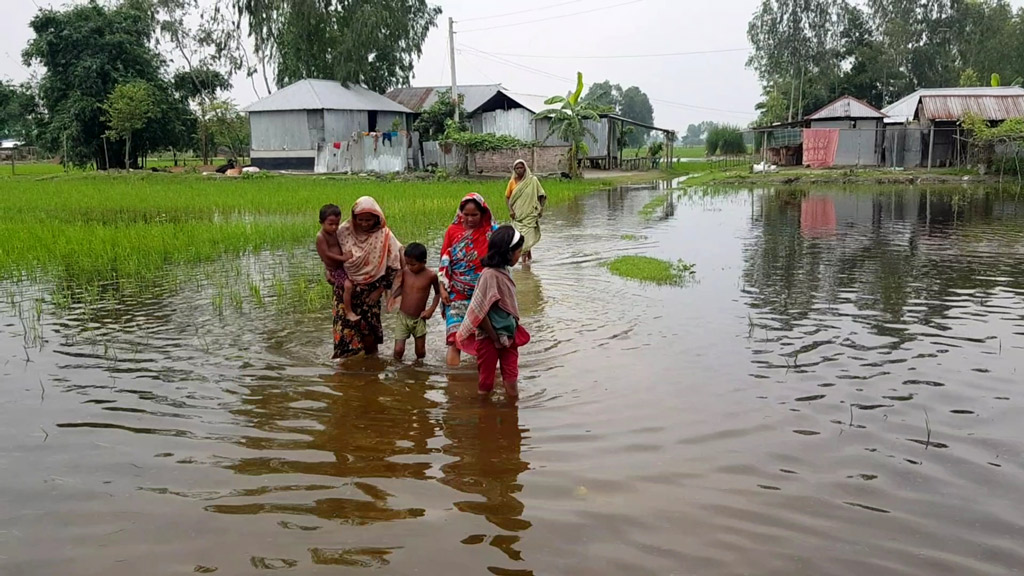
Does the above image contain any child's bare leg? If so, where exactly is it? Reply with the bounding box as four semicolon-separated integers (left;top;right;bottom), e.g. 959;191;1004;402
394;339;406;360
503;379;519;398
446;345;461;367
414;336;426;360
343;279;360;322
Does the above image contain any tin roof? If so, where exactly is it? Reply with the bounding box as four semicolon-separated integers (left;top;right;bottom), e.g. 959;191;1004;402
882;87;1024;124
807;95;885;120
384;85;503;114
920;94;1024;121
243;79;411;113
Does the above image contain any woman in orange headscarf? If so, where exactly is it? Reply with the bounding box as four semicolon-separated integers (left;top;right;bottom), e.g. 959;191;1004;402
333;196;403;358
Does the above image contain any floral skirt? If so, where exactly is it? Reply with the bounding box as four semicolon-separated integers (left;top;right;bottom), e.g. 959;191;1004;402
332;272;394;358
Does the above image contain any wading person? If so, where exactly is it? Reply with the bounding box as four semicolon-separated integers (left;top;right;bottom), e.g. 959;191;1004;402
505;159;547;265
456;226;531;398
388;243;441;361
439;193;498;367
333;196;403;359
316;204;357;321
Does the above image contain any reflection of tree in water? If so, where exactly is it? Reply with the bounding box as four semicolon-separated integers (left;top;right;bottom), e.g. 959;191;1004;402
439;375;532;568
209;368;439;526
742;188;1024;338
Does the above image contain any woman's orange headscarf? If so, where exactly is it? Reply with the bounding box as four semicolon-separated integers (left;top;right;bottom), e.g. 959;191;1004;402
336;196;403;284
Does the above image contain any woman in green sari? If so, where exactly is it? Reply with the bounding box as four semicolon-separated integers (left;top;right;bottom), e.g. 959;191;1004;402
505;159;547;265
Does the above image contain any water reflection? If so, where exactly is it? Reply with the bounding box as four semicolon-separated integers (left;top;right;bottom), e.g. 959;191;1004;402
205;368;438;524
440;374;531;568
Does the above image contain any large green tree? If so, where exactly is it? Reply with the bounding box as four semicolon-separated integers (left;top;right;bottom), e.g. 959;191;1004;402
620;86;655;147
223;0;442;92
581;81;622;112
0;81;39;144
104;81;157;169
22;1;185;168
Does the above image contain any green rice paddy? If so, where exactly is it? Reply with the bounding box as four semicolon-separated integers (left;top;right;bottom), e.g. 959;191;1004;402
0;172;614;294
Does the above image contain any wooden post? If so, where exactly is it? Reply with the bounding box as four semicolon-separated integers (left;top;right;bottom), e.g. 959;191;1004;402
927;124;935;170
10;147;15;176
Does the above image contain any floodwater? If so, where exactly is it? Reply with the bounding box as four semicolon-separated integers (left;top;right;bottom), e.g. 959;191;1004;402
2;182;1023;575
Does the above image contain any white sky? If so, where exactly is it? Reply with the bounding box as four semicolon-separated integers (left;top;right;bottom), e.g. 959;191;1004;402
13;0;996;131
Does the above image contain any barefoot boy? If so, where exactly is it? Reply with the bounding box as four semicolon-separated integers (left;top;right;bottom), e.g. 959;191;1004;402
388;243;441;360
316;204;358;322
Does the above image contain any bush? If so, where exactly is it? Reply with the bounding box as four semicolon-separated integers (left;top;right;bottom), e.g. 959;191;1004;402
705;124;746;156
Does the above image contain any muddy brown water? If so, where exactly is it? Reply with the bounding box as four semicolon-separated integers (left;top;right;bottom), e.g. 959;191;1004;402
2;183;1023;575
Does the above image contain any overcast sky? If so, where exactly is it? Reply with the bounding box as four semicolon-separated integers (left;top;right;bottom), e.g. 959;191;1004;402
0;0;913;130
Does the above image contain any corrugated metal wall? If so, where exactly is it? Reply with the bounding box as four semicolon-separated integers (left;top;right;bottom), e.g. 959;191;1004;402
324;110;368;142
250;111;314;151
809;120;882;166
884;125;924;168
477;109;535;141
314;133;407;174
535;118;609;158
422;141;465;170
376;112;407;133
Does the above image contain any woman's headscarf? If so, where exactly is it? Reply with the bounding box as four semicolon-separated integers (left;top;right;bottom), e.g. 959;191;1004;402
337;196;403;284
439;193;496;299
507;159;546;253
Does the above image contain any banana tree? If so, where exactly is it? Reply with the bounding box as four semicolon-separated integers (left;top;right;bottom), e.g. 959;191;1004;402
534;72;602;178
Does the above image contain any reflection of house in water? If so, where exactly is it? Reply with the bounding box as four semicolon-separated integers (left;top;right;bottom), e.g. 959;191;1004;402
800;195;837;238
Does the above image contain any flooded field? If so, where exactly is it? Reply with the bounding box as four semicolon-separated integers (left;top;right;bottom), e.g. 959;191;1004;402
2;183;1023;575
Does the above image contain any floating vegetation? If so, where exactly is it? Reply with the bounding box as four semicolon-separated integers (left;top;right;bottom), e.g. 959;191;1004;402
620;234;648;241
604;255;695;286
639;193;670;220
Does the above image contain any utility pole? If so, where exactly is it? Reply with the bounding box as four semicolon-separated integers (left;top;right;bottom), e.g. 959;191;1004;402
448;17;459;123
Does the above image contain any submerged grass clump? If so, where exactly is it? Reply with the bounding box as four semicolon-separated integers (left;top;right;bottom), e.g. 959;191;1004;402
620;234;648;241
605;255;695;286
639;193;670;220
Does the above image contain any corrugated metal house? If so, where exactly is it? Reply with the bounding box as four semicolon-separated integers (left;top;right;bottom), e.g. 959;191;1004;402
805;95;886;166
384;84;503;119
244;79;412;171
882;87;1024;168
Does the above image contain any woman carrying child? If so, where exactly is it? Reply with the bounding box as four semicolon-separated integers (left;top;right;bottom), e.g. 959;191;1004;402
333;196;403;358
439;193;498;367
456;226;530;398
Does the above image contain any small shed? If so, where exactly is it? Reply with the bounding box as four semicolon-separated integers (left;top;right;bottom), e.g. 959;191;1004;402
882;87;1024;168
244;79;412;171
804;96;886;166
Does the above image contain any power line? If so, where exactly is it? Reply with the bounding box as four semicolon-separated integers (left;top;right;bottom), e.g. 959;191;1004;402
456;50;501;85
467;46;752;60
457;0;588;23
459;0;645;34
459;46;757;118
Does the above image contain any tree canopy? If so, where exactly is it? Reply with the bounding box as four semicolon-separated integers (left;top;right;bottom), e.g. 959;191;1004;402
0;81;39;144
225;0;442;93
22;0;190;168
746;0;1024;125
582;81;655;147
